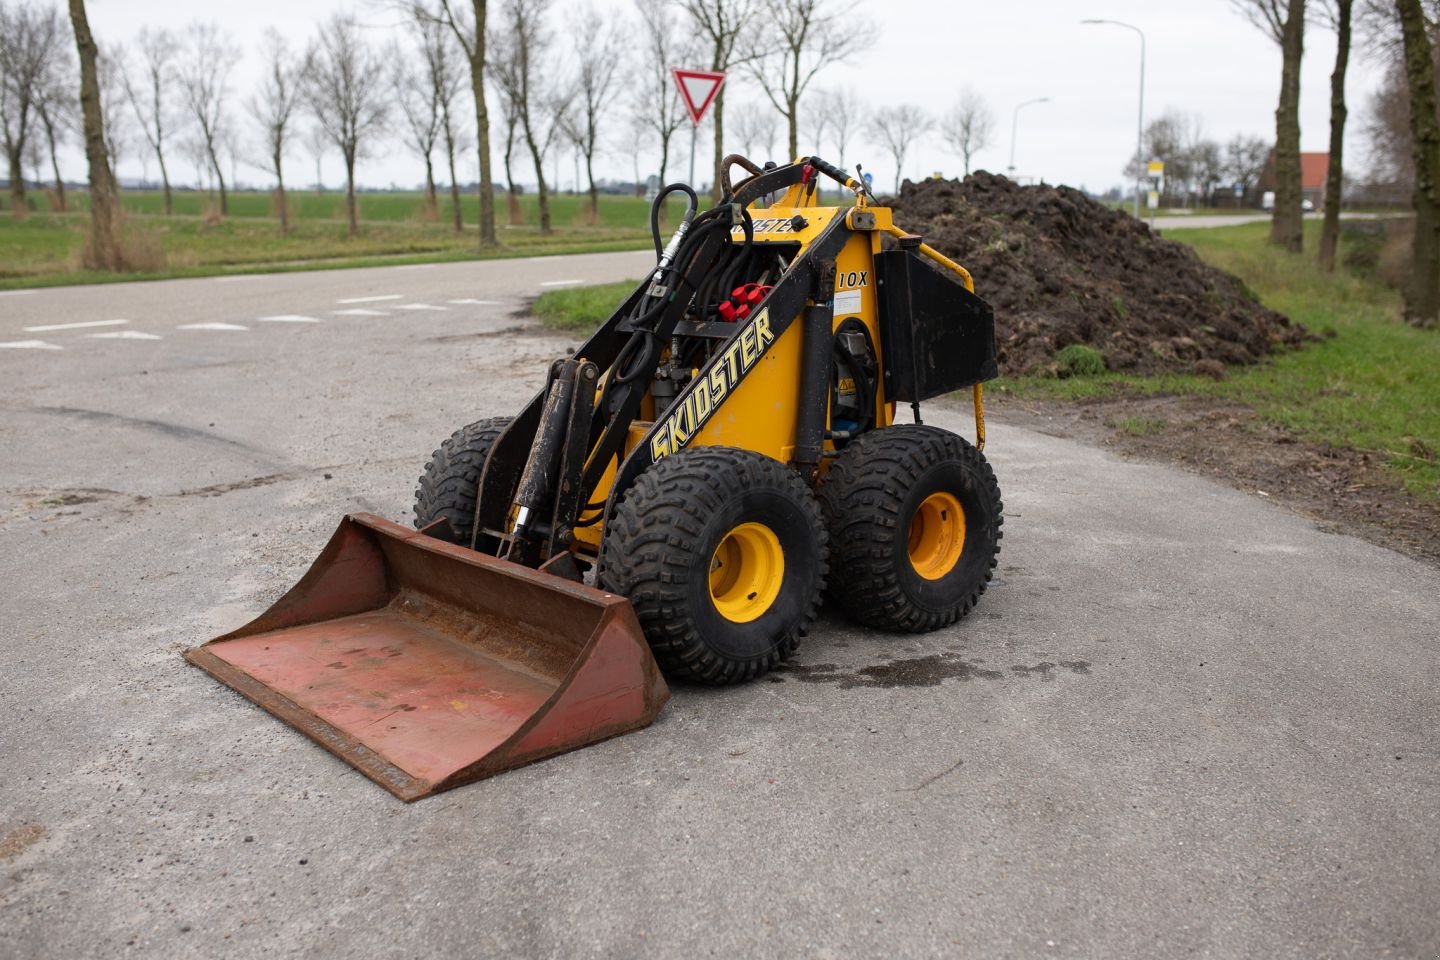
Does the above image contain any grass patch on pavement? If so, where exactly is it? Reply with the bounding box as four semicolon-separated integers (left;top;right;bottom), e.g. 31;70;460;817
991;221;1440;498
533;280;637;331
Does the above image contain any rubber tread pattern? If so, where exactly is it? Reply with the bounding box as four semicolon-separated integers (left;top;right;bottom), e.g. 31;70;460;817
599;447;828;685
413;417;513;544
819;424;1003;632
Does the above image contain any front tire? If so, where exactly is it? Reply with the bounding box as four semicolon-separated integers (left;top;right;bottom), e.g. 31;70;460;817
599;447;828;685
414;416;513;548
819;425;1002;632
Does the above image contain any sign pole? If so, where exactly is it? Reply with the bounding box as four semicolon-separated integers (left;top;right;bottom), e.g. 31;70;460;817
689;123;697;189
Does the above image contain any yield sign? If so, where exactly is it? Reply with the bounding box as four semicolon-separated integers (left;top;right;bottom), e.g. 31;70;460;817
671;68;726;126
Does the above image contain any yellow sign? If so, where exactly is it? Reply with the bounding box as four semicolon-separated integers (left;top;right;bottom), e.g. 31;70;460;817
1147;160;1165;178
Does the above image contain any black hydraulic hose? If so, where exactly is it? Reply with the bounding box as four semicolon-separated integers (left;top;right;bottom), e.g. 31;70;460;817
649;183;698;259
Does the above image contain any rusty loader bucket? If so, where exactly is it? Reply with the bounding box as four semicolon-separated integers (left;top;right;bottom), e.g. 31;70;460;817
185;514;669;800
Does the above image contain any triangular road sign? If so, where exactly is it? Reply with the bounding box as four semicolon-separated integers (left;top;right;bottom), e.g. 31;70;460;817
671;68;726;126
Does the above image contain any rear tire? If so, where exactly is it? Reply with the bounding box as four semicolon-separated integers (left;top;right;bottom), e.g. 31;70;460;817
598;447;828;685
819;425;1002;632
414;416;513;548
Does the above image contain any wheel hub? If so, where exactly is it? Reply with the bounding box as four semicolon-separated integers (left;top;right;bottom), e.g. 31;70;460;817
907;491;966;580
709;522;785;623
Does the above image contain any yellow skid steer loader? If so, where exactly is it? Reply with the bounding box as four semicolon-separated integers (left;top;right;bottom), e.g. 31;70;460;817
186;156;1002;800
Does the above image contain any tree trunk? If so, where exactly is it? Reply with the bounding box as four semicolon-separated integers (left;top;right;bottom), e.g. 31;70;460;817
344;151;358;237
710;86;726;202
46;126;66;211
445;136;463;233
586;153;598;225
67;0;123;270
522;123;550;235
1397;0;1440;326
158;154;173;216
8;150;26;217
209;148;229;216
1270;0;1306;253
1317;0;1351;273
462;1;496;248
275;147;289;235
424;157;438;220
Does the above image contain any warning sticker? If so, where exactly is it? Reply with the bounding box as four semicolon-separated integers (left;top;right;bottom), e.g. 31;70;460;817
834;289;862;315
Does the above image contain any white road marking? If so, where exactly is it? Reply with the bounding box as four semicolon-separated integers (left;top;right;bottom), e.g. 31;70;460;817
23;319;128;332
258;315;323;323
213;275;260;282
0;339;62;350
89;331;163;340
0;289;37;297
178;322;249;331
332;308;389;316
397;263;437;270
447;298;500;305
539;279;583;288
394;303;447;311
337;294;403;304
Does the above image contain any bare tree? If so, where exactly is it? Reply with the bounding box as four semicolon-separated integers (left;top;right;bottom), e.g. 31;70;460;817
679;0;762;201
874;103;931;194
416;0;496;247
33;32;75;210
121;27;177;215
1315;0;1354;271
394;29;445;221
496;82;523;222
822;86;862;167
97;41;127;185
248;28;303;234
937;88;994;176
1233;0;1307;252
733;102;778;158
558;6;621;225
416;15;468;233
748;0;868;161
634;0;690;188
491;0;560;235
1224;133;1271;198
66;0;121;267
800;91;827;157
176;22;239;215
1;0;64;215
1396;0;1439;325
304;122;326;193
304;14;389;237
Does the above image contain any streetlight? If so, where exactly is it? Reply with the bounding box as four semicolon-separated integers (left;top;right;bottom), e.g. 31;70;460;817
1081;18;1146;219
1007;97;1051;182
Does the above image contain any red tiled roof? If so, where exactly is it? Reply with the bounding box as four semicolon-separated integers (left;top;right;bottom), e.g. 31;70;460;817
1300;153;1329;190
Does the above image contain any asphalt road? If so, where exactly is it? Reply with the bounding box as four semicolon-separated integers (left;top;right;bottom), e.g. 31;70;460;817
1;252;1437;959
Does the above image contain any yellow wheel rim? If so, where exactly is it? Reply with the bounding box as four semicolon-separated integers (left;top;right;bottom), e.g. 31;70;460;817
907;491;966;581
709;522;785;623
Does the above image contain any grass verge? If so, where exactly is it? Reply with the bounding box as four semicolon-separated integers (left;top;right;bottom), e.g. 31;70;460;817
533;280;637;331
991;220;1440;498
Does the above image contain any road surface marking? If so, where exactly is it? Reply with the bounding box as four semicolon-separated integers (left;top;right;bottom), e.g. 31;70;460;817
338;294;402;304
0;339;62;350
89;331;163;340
213;275;260;282
0;289;37;297
23;319;128;332
540;279;583;288
258;315;323;323
397;263;436;270
447;299;500;305
332;308;389;316
395;303;447;311
178;323;249;331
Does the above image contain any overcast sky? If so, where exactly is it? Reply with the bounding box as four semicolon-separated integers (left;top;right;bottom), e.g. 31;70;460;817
77;0;1385;195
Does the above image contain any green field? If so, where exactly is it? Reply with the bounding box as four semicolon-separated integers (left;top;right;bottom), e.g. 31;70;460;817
0;190;682;289
992;220;1440;498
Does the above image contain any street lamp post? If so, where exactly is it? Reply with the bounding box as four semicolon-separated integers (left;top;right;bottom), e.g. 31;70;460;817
1081;18;1146;219
1007;97;1051;182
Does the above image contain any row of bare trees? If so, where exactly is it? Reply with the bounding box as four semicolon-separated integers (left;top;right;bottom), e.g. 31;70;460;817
1232;0;1438;324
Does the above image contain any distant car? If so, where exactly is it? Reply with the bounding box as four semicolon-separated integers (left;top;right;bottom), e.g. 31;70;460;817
1302;199;1316;212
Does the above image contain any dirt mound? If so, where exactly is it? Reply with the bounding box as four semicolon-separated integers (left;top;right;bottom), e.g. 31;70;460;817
886;172;1311;376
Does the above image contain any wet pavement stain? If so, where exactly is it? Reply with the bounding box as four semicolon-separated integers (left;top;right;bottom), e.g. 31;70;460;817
776;653;1006;688
774;655;1094;689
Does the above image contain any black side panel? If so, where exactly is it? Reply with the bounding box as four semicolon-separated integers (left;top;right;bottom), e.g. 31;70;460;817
875;250;998;402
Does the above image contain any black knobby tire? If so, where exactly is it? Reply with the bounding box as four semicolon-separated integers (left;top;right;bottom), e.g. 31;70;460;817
413;416;513;548
598;447;828;685
819;424;1003;632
